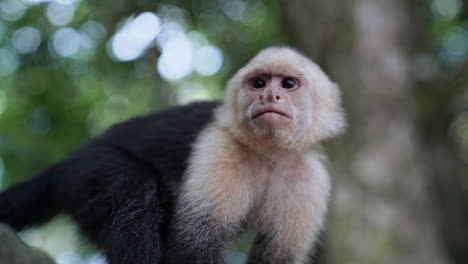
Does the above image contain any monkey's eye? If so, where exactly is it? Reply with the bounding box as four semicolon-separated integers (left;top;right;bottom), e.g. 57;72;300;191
282;78;297;89
252;79;266;89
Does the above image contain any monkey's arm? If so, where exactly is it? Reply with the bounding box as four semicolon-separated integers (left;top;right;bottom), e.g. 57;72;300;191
163;183;247;264
163;125;253;264
163;210;238;264
246;215;322;264
247;153;330;264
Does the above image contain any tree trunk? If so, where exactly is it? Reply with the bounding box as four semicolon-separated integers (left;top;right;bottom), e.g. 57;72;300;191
280;0;450;263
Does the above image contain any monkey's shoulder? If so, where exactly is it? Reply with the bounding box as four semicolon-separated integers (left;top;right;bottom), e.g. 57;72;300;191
104;101;220;137
92;100;221;171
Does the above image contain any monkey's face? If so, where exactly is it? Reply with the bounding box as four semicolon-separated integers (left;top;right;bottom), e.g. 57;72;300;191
231;62;313;148
222;47;345;150
238;71;306;133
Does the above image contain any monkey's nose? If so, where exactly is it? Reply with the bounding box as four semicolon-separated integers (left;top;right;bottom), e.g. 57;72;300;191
268;93;283;103
260;91;283;103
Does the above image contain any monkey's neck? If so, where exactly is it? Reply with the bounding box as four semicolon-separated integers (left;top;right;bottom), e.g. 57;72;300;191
219;124;310;164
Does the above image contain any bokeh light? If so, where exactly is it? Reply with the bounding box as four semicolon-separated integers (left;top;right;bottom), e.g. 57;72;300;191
56;0;81;4
194;45;223;76
431;0;463;19
187;31;208;48
155;22;186;48
158;5;189;27
20;216;103;264
46;1;76;26
78;21;107;50
84;253;107;264
51;27;80;58
157;33;193;81
221;0;247;21
0;47;19;76
22;0;52;5
0;0;27;21
440;27;468;65
56;251;83;264
110;12;161;62
156;24;223;81
13;26;42;54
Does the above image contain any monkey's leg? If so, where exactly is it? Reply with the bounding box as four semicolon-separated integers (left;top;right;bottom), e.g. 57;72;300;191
98;185;164;264
247;233;294;264
163;180;251;264
248;228;324;264
61;147;166;264
164;206;246;264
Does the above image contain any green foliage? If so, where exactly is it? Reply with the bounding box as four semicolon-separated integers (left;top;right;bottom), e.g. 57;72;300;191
0;0;286;187
0;1;286;260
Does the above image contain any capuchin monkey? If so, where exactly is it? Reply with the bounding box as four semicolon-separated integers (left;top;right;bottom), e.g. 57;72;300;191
0;47;345;264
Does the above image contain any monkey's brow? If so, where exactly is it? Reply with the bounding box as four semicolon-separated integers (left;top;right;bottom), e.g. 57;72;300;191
246;68;304;79
245;72;272;80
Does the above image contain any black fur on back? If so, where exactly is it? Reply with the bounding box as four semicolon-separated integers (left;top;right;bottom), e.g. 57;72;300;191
0;101;220;264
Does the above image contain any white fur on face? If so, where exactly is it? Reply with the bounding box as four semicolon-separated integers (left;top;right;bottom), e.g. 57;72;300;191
219;47;345;151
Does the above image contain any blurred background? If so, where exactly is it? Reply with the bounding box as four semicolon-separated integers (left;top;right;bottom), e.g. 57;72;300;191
0;0;467;263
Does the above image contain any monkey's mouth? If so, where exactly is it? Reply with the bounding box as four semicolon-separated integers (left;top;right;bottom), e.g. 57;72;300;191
252;108;291;120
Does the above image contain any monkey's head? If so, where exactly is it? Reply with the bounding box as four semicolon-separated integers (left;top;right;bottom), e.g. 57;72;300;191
218;47;345;151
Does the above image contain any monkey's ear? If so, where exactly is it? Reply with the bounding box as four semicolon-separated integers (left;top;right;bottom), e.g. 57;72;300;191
310;77;346;142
